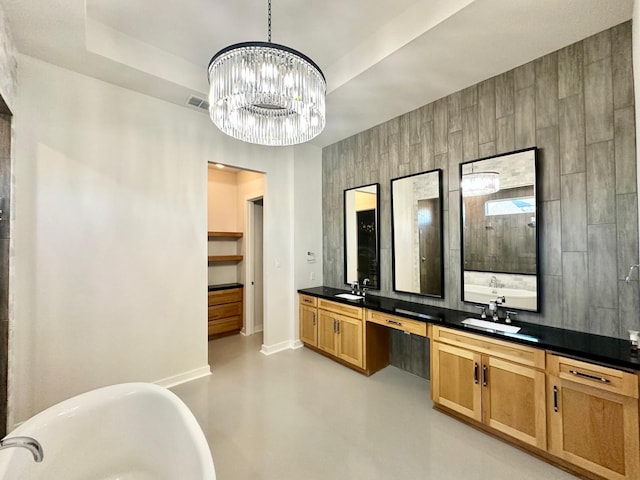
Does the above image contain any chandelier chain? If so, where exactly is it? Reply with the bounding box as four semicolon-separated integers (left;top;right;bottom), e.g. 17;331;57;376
268;0;272;42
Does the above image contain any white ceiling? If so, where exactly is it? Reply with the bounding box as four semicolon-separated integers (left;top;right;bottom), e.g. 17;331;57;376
2;0;634;147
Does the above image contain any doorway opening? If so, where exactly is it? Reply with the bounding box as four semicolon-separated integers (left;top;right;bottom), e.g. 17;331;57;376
206;164;265;353
244;197;264;338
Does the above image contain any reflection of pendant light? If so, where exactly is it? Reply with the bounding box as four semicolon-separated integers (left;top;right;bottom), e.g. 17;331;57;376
461;163;500;197
207;0;326;146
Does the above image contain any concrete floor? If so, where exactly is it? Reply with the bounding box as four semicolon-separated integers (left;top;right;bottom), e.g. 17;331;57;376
171;333;578;480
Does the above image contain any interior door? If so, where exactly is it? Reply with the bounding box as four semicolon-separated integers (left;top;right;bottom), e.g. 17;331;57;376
417;198;441;296
356;209;377;286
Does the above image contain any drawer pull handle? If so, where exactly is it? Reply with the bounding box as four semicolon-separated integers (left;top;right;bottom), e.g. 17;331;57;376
553;386;558;412
386;319;403;326
333;319;337;333
474;362;479;384
336;320;340;334
312;313;316;326
569;369;610;383
482;365;488;387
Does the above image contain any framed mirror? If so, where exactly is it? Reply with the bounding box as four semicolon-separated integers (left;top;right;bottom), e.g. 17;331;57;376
344;183;380;289
391;169;444;298
460;147;539;312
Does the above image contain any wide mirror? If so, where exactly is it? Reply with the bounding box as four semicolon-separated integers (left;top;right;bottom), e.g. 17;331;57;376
344;183;380;289
460;147;539;312
391;169;444;298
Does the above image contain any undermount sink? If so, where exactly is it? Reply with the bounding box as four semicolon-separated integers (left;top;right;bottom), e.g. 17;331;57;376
461;318;521;333
335;293;364;301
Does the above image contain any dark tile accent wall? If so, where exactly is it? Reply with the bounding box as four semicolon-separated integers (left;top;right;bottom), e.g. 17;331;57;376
322;21;639;357
389;331;430;379
0;106;10;437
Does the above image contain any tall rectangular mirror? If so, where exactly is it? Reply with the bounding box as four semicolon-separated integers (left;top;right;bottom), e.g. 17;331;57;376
460;147;539;312
344;183;380;289
391;169;444;298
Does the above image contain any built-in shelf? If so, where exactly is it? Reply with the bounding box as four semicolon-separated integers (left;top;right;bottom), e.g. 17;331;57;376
208;231;243;239
208;255;243;262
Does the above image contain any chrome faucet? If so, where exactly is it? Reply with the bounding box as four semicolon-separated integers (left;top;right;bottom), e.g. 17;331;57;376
351;281;359;295
489;296;505;322
0;436;44;462
362;278;370;297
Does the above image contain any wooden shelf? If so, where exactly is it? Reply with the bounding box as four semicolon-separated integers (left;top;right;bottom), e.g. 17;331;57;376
208;231;243;239
208;255;243;262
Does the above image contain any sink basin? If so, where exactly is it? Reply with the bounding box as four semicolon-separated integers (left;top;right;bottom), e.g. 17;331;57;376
461;318;521;333
335;293;364;301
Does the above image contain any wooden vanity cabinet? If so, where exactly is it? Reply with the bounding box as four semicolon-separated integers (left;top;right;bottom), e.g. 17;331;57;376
431;326;547;449
316;299;364;369
208;287;243;337
547;354;640;480
299;295;318;347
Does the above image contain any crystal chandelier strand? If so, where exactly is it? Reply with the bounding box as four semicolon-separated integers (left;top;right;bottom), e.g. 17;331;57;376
208;42;326;146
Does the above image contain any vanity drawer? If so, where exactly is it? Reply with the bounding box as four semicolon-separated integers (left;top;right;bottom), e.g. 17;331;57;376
208;288;242;306
317;298;363;319
208;302;242;320
208;316;242;336
299;294;317;307
366;310;427;337
432;326;545;369
547;354;639;398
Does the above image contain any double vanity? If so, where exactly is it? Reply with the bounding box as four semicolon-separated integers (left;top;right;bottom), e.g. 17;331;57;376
298;286;640;480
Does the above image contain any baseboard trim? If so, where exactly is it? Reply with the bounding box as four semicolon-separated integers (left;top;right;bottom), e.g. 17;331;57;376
155;366;212;388
261;340;299;355
291;339;303;349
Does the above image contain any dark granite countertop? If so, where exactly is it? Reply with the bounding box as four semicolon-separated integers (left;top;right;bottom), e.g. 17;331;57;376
208;283;243;292
298;286;640;372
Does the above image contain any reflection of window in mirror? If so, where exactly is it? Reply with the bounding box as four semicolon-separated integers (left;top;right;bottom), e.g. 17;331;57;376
460;147;539;312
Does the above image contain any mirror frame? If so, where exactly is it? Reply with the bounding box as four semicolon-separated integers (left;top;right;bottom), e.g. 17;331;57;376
343;183;381;290
459;147;540;312
390;169;444;298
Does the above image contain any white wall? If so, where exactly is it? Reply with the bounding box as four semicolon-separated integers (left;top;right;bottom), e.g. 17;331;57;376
10;55;323;425
236;171;266;335
0;3;17;111
207;168;241;285
207;169;239;232
292;143;323;343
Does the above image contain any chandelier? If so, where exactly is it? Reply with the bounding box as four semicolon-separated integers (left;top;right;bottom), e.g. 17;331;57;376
207;0;326;146
461;169;500;197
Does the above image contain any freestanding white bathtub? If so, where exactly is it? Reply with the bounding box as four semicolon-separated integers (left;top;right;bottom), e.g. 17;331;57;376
0;383;216;479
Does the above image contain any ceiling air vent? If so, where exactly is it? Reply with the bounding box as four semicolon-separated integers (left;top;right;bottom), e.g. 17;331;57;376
186;95;210;112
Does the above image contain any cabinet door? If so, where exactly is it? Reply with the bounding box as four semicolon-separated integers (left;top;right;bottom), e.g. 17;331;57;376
431;342;481;421
299;305;317;346
482;356;546;449
548;377;640;480
317;310;338;356
336;314;363;368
